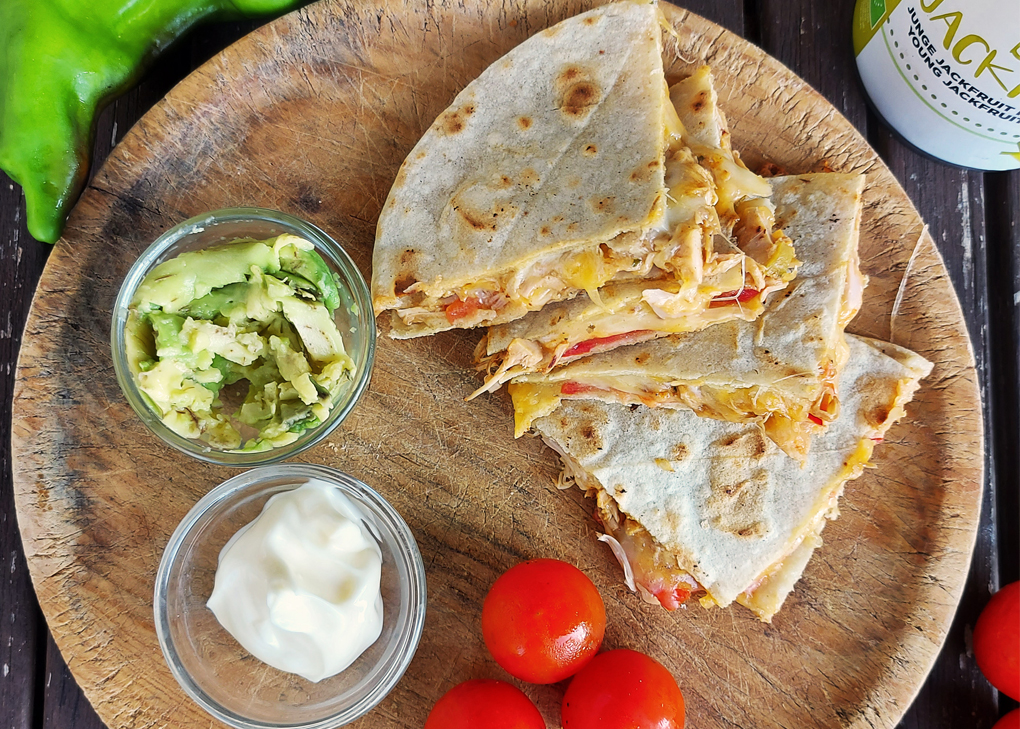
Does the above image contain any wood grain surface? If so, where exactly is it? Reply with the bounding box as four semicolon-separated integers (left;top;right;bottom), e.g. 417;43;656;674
9;1;989;728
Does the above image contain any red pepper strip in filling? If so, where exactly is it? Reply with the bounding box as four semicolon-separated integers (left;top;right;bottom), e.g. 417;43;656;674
708;288;760;308
650;583;693;611
560;381;608;396
807;414;824;426
444;296;481;323
560;331;654;360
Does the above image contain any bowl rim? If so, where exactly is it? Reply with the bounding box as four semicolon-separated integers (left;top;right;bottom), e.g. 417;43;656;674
110;207;376;467
153;463;428;729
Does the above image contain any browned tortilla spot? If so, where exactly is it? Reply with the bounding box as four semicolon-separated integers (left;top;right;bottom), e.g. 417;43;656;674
561;82;599;117
716;429;768;457
634;352;650;365
518;116;533;130
459;209;491;231
520;168;539;186
707;464;771;539
859;375;895;427
671;442;689;461
393;164;408;188
440;110;465;135
394;274;417;294
583;144;598;156
629;162;658;183
558;66;582;85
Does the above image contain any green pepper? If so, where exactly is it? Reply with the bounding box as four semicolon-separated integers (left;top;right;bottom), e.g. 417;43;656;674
0;0;307;244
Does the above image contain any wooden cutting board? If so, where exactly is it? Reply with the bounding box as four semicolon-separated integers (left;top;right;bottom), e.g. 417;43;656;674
11;0;984;727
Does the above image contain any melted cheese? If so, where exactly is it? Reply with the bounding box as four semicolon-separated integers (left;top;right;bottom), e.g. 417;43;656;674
510;375;810;439
510;382;569;436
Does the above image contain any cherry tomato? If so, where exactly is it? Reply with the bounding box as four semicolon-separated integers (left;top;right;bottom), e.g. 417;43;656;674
994;709;1020;729
974;581;1020;701
424;679;544;729
482;558;606;684
561;649;685;729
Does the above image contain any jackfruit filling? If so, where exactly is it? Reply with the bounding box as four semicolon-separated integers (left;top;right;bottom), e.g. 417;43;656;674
472;184;801;391
509;373;836;440
393;235;659;328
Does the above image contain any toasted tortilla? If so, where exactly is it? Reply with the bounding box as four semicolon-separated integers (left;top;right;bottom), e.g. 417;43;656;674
533;334;933;621
373;14;793;340
471;69;798;393
372;1;671;337
507;172;867;458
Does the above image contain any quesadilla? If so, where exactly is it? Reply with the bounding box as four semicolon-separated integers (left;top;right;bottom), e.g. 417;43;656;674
532;334;932;621
504;173;866;459
372;4;794;339
470;67;800;393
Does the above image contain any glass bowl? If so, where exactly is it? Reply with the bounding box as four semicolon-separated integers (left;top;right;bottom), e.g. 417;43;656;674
154;464;427;729
111;207;375;467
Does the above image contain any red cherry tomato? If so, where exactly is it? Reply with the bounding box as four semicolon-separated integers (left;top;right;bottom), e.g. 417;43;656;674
482;558;606;684
562;649;685;729
974;581;1020;701
424;679;544;729
994;709;1020;729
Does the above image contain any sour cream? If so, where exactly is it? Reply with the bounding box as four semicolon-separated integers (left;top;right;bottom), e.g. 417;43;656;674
207;479;384;682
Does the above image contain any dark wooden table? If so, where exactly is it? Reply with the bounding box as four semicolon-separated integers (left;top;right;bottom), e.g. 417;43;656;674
2;1;1017;727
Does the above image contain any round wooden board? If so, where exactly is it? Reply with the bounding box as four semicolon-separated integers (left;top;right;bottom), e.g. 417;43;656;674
12;1;984;727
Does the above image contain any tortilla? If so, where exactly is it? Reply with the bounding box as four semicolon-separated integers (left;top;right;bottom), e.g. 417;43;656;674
372;8;793;340
506;172;867;459
532;334;933;621
372;1;672;337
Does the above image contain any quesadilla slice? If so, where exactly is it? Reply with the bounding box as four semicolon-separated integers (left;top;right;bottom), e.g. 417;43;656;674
532;334;932;621
470;69;799;392
372;4;793;339
505;173;866;459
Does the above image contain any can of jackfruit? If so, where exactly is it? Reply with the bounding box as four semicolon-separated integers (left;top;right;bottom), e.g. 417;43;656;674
854;0;1020;170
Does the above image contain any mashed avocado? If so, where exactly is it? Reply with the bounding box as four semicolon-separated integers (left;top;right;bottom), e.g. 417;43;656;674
125;234;355;451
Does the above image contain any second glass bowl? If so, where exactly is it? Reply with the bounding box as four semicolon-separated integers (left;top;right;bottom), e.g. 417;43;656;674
154;464;427;728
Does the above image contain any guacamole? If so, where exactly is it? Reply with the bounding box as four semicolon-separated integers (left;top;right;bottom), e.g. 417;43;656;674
125;234;355;451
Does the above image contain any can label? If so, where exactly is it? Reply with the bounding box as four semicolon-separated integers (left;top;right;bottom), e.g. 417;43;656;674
854;0;1020;170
